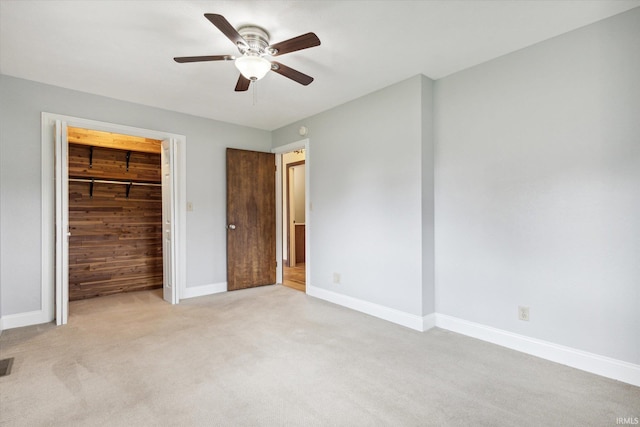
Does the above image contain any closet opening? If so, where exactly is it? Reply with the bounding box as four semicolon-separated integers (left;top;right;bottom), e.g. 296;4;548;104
42;112;184;325
66;127;164;302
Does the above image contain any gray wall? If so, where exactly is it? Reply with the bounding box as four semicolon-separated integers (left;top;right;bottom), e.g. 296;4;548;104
0;75;271;317
272;8;639;365
273;75;436;317
434;8;640;364
421;75;435;316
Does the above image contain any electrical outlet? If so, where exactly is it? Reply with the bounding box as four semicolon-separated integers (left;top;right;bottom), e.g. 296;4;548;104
518;306;530;321
333;273;341;284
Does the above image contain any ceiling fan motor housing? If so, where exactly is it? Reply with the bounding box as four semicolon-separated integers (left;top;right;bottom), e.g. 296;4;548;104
237;26;270;56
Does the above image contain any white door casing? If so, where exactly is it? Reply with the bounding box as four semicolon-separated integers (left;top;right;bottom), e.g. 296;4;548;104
42;113;186;325
162;138;178;304
54;120;69;325
271;139;310;288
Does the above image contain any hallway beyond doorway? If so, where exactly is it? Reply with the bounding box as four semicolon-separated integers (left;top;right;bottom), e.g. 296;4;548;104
282;263;305;292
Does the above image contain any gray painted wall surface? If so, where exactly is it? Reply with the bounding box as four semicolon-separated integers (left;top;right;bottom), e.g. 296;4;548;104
434;8;640;364
420;75;435;315
0;75;271;316
273;75;434;316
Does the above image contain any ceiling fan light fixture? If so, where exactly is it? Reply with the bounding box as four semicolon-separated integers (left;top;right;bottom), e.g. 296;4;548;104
235;55;271;81
174;14;320;91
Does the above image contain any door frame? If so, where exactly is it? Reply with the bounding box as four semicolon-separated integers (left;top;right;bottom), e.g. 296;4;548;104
161;138;179;304
272;139;310;289
41;113;187;324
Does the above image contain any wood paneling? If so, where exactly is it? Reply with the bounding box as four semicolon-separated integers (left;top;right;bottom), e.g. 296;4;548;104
68;142;162;301
68;144;161;183
68;127;162;154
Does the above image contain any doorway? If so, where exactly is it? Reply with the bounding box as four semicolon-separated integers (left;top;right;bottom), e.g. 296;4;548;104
277;146;308;292
66;127;164;301
41;113;186;325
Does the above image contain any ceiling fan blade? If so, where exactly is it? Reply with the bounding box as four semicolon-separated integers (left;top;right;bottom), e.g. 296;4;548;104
235;74;251;92
268;33;320;56
174;55;234;63
271;62;314;86
204;13;248;49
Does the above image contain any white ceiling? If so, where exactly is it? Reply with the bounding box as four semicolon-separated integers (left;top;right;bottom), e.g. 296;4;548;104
1;1;639;131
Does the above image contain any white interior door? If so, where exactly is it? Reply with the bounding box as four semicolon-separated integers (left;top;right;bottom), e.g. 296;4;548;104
161;138;177;304
54;120;69;325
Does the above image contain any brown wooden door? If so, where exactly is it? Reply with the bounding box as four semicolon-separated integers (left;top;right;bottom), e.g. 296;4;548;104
226;148;276;291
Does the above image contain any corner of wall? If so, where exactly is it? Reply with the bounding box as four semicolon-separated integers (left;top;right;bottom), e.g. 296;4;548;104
420;74;436;317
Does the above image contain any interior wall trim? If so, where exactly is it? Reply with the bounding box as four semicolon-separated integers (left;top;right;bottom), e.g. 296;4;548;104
41;112;188;323
181;282;227;300
5;283;637;386
272;138;310;288
422;313;436;331
435;314;640;387
304;287;639;386
306;284;431;332
0;310;50;331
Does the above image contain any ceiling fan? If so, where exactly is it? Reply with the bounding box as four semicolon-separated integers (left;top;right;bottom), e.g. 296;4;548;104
174;14;321;92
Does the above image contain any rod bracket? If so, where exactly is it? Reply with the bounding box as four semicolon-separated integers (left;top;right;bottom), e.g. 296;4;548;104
89;146;93;169
126;181;133;199
126;151;131;172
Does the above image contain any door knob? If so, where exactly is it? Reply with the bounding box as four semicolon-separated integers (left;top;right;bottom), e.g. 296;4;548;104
228;224;236;230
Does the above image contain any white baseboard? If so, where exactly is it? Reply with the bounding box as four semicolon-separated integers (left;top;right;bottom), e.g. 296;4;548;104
4;286;637;387
436;314;640;388
423;313;436;331
306;284;434;332
303;288;640;387
1;283;229;329
0;309;52;330
181;282;227;300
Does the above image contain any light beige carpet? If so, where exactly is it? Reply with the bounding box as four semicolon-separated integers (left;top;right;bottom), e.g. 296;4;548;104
1;285;638;426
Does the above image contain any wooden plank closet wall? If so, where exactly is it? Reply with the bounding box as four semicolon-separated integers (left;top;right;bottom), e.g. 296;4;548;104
67;127;163;301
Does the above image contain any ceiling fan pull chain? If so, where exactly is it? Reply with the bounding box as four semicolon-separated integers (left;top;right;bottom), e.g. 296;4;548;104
253;81;258;106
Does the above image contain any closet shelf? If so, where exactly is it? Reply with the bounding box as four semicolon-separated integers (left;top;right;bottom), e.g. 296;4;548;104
69;178;161;186
69;177;161;199
88;147;133;171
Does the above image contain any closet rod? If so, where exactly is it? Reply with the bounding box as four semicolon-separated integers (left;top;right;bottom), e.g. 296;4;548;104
69;178;161;187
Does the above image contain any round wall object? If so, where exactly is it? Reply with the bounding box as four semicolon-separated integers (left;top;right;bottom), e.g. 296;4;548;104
299;126;308;136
